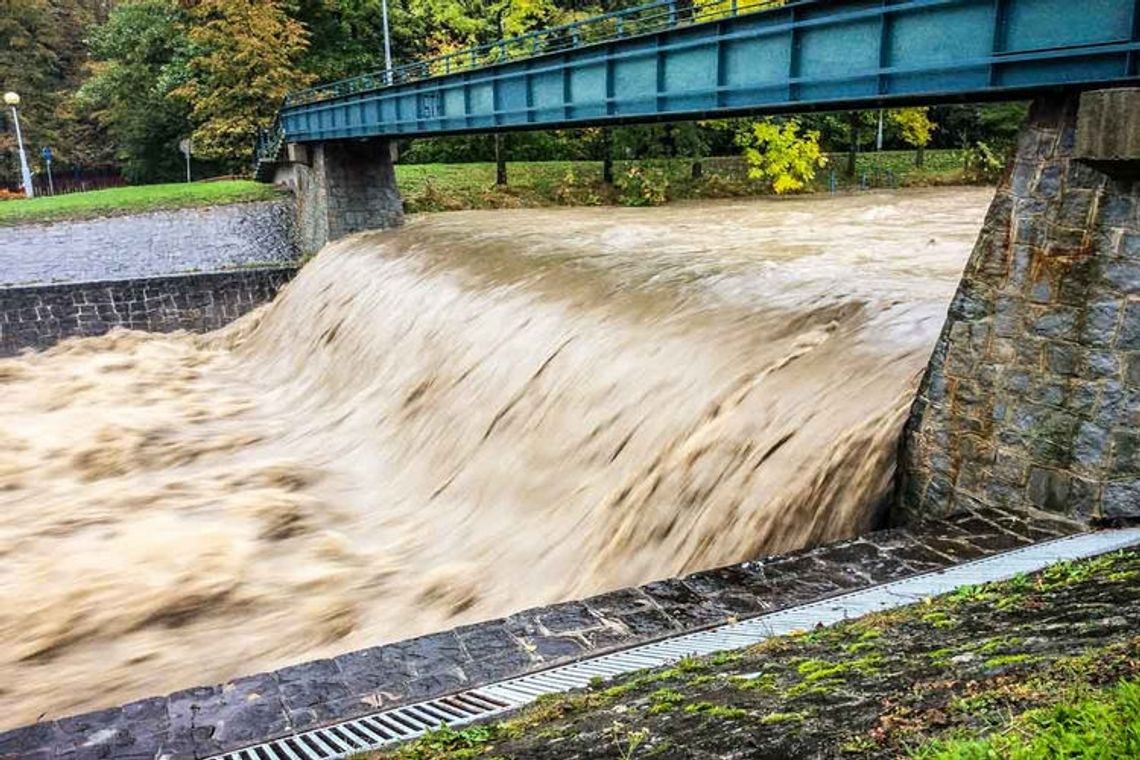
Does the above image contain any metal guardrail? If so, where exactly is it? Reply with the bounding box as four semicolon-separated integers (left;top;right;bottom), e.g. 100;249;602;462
285;0;786;108
254;113;286;177
255;0;783;170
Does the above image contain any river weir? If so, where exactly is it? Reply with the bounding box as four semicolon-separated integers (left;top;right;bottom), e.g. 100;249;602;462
0;187;990;727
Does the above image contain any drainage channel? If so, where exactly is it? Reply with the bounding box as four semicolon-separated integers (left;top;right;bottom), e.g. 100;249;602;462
209;527;1140;760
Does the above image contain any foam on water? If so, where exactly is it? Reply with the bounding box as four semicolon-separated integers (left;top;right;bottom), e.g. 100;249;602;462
0;188;991;727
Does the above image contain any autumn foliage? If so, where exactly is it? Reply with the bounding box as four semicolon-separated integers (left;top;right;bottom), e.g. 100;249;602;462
174;0;313;164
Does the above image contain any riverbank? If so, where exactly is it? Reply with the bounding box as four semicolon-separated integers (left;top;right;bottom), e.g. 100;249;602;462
371;547;1140;759
0;150;976;226
398;150;977;212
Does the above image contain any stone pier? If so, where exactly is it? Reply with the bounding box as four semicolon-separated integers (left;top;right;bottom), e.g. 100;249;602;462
282;139;404;253
898;89;1140;523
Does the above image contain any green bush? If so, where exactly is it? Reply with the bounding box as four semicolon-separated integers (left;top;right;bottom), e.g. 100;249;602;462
963;142;1005;184
615;165;669;206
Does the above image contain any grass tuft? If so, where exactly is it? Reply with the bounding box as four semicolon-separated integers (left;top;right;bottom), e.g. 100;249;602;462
911;679;1140;759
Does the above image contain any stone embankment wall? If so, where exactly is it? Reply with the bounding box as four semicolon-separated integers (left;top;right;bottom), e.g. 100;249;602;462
898;94;1140;522
0;267;297;357
0;199;295;286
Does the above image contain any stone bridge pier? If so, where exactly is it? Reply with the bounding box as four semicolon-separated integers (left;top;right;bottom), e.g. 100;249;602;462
275;139;404;253
898;89;1140;523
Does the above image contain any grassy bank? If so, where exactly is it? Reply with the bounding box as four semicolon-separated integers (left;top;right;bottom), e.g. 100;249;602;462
0;149;975;225
396;149;976;213
0;180;284;226
369;550;1140;759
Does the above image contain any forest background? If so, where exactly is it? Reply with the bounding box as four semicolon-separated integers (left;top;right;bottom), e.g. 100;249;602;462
1;0;1026;189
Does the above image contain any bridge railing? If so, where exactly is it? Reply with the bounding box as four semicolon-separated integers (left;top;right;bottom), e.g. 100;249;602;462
254;112;286;179
284;0;787;108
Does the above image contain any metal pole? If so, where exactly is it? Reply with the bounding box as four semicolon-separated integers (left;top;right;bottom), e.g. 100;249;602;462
185;150;191;183
381;0;394;85
46;161;54;196
10;106;34;199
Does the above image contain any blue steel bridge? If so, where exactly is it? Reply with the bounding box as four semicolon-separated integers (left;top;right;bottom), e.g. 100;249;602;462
257;0;1139;171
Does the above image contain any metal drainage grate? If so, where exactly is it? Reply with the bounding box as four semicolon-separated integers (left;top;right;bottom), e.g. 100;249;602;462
211;692;513;760
211;527;1140;760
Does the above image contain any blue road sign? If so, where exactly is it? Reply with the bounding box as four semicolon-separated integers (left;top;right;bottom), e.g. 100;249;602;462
41;146;52;163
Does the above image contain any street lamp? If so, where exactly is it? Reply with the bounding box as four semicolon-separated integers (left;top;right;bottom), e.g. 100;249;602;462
381;0;393;85
3;92;34;199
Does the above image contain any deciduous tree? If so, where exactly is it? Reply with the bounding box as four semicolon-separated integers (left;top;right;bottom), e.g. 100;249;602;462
174;0;313;167
79;0;194;183
889;107;937;167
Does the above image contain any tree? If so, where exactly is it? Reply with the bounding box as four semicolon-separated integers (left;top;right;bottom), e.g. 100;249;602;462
889;107;936;167
0;0;107;185
735;119;826;194
174;0;312;167
79;0;194;183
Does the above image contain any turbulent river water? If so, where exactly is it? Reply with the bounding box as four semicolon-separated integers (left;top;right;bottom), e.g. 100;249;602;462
0;187;991;727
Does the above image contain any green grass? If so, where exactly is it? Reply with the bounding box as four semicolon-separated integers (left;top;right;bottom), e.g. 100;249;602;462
912;679;1140;759
0;180;284;226
0;149;973;225
395;149;976;212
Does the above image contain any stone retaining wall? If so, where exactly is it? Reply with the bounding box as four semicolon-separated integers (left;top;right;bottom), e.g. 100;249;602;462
897;94;1140;523
0;199;296;286
0;267;297;357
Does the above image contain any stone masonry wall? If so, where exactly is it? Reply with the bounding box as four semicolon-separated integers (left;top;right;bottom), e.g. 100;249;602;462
0;199;296;286
897;94;1140;523
294;140;404;253
0;267;297;357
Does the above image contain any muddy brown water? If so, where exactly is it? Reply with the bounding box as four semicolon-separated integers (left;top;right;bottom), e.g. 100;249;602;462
0;188;991;728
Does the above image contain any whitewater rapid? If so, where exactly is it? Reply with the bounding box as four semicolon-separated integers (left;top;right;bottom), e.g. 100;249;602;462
0;187;991;726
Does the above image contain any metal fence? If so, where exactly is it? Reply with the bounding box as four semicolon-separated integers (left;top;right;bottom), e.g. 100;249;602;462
285;0;788;108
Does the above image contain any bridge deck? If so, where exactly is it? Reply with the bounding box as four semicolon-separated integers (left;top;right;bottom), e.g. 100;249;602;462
273;0;1139;152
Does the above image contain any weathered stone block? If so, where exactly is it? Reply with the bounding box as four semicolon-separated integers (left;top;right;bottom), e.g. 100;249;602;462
1076;88;1140;164
1103;480;1140;518
1111;432;1140;476
1118;302;1140;349
1031;308;1078;340
1103;260;1140;294
1046;343;1082;376
1074;422;1110;469
1081;299;1122;347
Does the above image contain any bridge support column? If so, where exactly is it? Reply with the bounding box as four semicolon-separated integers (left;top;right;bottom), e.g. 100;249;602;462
291;139;404;253
897;89;1140;524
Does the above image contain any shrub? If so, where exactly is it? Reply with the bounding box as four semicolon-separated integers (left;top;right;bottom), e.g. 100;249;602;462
735;119;827;194
553;170;605;206
963;141;1005;184
615;165;669;206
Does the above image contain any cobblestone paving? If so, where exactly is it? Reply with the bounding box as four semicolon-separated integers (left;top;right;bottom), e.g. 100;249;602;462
0;200;296;286
0;508;1081;760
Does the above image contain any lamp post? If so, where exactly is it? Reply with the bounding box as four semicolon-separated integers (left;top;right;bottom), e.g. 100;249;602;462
3;92;34;199
381;0;393;85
